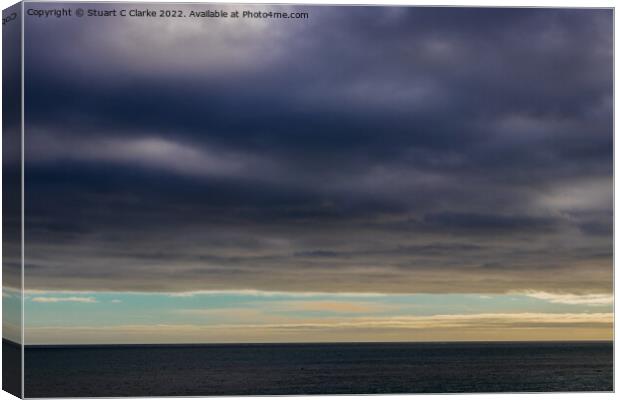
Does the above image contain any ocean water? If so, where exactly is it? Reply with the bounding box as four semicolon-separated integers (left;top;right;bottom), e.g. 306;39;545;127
24;341;612;397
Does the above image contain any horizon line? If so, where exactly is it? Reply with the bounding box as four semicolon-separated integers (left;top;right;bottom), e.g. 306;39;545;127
5;338;613;348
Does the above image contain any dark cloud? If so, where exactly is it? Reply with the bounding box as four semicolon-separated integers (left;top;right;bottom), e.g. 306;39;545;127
421;212;562;234
3;4;23;290
19;5;613;294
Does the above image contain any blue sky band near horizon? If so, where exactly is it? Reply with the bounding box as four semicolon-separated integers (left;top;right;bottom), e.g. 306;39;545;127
10;3;614;344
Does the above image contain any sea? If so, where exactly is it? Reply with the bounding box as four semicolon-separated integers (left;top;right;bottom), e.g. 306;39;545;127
19;341;613;397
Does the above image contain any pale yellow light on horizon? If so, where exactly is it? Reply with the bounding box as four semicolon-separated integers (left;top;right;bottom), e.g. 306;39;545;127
24;312;613;345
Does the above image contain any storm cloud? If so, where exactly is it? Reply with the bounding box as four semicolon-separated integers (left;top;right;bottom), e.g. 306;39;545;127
20;5;612;295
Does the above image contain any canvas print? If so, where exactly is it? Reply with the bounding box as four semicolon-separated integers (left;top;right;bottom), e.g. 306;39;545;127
2;1;614;397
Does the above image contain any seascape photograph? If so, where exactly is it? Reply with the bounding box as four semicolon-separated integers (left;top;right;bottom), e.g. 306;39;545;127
1;1;614;397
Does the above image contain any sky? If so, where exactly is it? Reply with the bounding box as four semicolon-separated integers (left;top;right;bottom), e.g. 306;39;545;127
5;4;613;344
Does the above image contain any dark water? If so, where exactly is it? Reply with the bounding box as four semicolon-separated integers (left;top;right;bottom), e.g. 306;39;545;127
3;340;22;397
24;341;612;397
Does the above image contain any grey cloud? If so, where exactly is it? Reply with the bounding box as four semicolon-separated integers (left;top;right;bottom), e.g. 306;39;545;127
18;5;613;295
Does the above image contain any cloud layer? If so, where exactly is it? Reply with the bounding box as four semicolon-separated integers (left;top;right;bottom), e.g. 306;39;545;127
20;5;612;298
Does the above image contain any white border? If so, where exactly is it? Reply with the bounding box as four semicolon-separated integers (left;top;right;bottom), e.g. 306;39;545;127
20;1;24;398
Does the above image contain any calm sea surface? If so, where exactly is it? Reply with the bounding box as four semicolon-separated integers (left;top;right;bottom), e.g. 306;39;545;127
24;341;613;397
